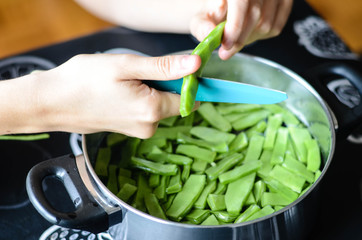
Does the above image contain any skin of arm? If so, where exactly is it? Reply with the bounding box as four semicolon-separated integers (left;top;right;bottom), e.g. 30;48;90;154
0;54;201;138
74;0;293;60
74;0;207;33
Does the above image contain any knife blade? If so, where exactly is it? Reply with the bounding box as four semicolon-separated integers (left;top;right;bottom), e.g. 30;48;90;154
143;77;287;104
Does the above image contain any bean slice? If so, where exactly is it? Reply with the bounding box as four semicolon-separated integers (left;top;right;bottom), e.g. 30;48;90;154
166;174;206;221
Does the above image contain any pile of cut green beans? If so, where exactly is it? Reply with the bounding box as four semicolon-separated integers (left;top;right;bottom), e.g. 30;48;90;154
94;102;322;225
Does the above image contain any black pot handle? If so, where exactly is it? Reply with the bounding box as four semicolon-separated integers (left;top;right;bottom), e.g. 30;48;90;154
303;61;362;139
26;154;109;233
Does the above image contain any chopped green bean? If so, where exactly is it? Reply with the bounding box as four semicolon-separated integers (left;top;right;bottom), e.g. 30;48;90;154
149;174;160;188
253;180;266;205
166;168;182;194
131;157;178;176
201;214;219;225
261;192;293;207
185;209;210;224
305;139;321;172
191;158;209;173
176;144;216;163
216;103;262;115
282;154;315;183
118;175;136;189
207;194;226;211
154;175;169;202
225;173;256;215
288;126;312;163
177;132;228;153
190;126;236;144
205;153;243;181
269;165;306;193
234;204;260;223
116;183;137;203
219;160;261;184
229;132;248;152
166;174;206;221
198;102;232;132
94;147;111;178
231;109;270;131
263;114;283;150
153;126;192;140
244;134;264;162
212;211;238;223
106;165;118;194
144;193;167;220
263;177;299;202
106;133;127;147
245;205;274;222
270;127;289;165
194;180;217;209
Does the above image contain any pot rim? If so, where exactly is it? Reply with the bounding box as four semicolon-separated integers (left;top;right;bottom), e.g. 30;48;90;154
82;51;336;228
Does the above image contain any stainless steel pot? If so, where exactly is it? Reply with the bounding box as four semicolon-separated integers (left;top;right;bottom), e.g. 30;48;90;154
26;51;362;240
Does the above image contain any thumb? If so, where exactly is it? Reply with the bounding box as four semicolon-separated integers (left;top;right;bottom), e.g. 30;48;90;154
120;54;201;80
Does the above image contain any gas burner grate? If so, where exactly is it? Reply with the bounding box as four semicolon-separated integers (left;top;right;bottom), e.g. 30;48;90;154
0;56;56;80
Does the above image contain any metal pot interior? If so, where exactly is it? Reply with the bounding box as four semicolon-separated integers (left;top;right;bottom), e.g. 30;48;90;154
82;51;335;223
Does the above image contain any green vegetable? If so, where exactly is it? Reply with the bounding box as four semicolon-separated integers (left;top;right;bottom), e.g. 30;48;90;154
234;204;260;223
212;211;238;223
225;173;255;215
261;192;293;207
94;102;324;225
116;183;137;202
195;180;219;210
269;165;306;193
166;174;206;221
0;133;50;141
243;134;264;162
94;147;112;178
197;102;232;132
145;193;167;220
245;205;274;222
270;127;289;165
176;144;216;163
177;132;228;153
185;209;210;224
207;194;226;211
305;139;321;172
263;114;283;150
190;126;236;144
218;160;261;184
205;153;243;181
201;214;219;225
179;21;226;117
106;165;118;194
131;157;178;176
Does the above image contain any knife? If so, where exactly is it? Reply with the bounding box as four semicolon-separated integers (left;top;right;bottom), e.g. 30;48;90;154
143;77;287;104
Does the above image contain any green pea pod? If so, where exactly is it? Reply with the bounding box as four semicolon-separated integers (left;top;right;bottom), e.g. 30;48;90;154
180;21;226;117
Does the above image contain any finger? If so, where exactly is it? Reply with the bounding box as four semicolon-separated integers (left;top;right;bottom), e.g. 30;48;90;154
270;0;293;37
190;0;227;42
222;0;249;50
117;54;201;80
257;0;278;36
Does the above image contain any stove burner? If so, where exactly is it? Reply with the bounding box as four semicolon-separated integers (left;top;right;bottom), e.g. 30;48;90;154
0;56;56;80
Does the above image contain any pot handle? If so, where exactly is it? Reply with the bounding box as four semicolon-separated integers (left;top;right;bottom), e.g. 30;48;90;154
26;154;110;233
303;61;362;139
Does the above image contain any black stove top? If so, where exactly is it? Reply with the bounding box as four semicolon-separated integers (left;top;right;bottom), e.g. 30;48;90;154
1;1;362;239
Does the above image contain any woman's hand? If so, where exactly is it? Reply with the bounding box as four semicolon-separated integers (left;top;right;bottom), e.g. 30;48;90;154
4;54;201;138
190;0;293;60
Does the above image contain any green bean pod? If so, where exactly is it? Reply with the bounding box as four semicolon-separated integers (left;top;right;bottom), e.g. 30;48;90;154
179;21;226;117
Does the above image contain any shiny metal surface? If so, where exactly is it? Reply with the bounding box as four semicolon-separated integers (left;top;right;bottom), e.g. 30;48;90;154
81;52;336;240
